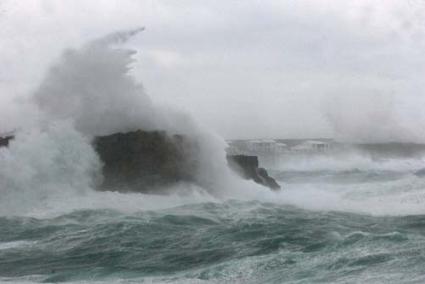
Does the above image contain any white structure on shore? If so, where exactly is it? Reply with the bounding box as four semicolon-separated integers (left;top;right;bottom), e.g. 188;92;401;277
227;139;332;155
246;140;288;153
227;139;289;155
291;140;330;152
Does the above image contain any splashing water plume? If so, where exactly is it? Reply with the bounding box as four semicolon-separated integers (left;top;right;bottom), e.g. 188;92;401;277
0;29;268;217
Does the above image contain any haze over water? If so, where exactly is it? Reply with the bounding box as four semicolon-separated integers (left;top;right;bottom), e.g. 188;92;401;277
1;1;425;283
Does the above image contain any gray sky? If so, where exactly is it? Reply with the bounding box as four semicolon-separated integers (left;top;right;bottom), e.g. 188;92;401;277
1;0;425;141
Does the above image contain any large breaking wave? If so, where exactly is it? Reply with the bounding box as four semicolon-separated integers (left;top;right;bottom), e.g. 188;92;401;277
0;29;267;218
1;29;425;220
0;29;425;284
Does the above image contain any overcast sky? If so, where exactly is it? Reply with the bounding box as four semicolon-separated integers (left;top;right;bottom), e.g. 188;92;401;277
1;0;425;140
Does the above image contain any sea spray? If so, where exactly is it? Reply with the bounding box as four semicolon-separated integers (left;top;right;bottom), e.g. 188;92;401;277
32;28;266;196
33;28;158;137
322;85;421;143
258;147;425;216
0;28;267;218
0;121;101;216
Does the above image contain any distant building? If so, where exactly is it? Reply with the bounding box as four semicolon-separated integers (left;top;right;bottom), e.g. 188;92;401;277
226;139;289;155
291;140;330;152
247;140;276;153
227;139;332;156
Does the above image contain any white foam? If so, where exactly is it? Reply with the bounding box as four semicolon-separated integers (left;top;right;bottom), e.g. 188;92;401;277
2;29;425;220
252;174;425;216
0;122;101;217
274;151;425;173
0;29;254;218
0;241;36;251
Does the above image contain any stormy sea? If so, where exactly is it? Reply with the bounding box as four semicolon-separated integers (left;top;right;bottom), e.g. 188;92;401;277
1;30;425;284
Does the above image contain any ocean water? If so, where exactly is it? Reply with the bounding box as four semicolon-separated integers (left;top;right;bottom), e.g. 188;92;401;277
1;147;425;284
1;30;425;283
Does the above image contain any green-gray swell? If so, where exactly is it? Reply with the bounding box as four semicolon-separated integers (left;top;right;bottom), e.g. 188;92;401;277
1;201;424;283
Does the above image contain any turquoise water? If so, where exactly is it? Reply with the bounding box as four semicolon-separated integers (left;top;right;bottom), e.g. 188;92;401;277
1;200;424;283
2;147;425;283
2;28;424;283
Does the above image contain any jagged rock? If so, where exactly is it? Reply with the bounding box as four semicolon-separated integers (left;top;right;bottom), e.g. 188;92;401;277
256;167;281;190
0;135;13;148
1;130;281;192
94;130;199;193
226;154;281;190
95;130;281;192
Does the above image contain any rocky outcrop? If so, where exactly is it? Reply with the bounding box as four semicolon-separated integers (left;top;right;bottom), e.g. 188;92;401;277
94;130;281;192
1;130;281;192
226;154;281;190
94;130;199;193
0;135;13;148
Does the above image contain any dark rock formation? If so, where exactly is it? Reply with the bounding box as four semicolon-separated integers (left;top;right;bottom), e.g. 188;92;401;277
1;130;281;192
226;154;281;190
94;130;281;192
0;135;13;148
94;130;199;193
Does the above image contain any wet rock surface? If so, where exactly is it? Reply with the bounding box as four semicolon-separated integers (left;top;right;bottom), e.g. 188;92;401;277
226;154;281;190
94;130;199;193
0;135;13;148
1;130;280;192
95;130;281;192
